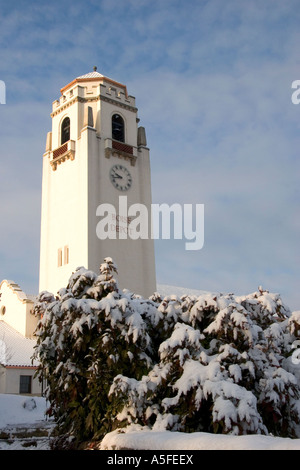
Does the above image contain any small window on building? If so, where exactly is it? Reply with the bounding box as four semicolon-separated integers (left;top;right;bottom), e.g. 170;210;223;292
61;117;70;144
58;248;62;267
20;375;32;394
112;114;124;142
64;245;69;265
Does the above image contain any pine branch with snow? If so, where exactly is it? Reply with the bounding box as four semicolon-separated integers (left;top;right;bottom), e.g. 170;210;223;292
33;259;154;445
32;260;300;447
111;287;300;438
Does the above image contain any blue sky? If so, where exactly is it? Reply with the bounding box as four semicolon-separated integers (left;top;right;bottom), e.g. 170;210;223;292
0;0;299;309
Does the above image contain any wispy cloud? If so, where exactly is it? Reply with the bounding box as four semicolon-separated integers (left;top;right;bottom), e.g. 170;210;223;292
0;0;299;309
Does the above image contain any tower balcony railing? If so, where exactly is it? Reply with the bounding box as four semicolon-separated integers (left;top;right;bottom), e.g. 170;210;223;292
105;138;137;166
50;140;76;171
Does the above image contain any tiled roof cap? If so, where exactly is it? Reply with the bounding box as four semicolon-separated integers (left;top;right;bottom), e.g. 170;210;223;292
76;71;104;79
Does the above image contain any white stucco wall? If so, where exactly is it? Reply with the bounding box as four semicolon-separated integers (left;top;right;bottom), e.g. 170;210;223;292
0;366;41;396
0;281;36;338
39;73;156;298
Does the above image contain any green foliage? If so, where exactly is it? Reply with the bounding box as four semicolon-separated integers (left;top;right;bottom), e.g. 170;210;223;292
33;258;154;445
110;289;300;438
33;263;300;446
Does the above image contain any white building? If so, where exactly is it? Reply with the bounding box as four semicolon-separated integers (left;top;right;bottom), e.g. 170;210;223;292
39;68;156;297
0;281;40;395
0;69;157;395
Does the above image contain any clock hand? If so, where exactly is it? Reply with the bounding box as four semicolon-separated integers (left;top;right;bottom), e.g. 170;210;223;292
112;172;122;179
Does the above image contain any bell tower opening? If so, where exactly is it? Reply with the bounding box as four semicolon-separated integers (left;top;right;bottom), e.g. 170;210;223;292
61;116;70;144
112;114;125;142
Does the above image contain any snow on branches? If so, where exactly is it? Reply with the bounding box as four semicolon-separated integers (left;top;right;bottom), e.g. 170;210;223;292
33;261;300;446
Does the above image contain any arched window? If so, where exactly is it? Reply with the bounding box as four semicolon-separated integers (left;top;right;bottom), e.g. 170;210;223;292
61;117;70;144
112;114;125;142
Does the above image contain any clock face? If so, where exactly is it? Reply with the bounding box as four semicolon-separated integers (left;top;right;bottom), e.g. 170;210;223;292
110;164;132;191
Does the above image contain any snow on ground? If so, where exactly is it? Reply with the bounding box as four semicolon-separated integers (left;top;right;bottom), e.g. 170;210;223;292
0;394;52;450
157;284;211;298
100;428;300;450
0;393;47;428
1;394;300;450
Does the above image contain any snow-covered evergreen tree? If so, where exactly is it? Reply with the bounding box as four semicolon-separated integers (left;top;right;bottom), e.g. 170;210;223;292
33;258;156;445
110;288;300;437
33;260;300;447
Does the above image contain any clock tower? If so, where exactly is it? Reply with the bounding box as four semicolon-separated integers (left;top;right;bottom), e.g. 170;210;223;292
39;68;156;297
